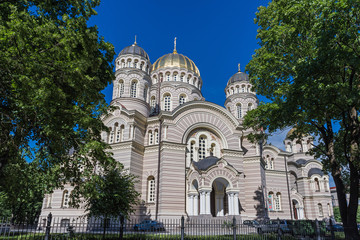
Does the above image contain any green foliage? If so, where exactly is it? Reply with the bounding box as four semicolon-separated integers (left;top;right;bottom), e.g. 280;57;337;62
244;0;360;237
333;206;360;223
84;166;140;219
0;0;116;217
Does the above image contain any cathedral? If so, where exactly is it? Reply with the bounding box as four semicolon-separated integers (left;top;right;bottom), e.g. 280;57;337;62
40;40;333;222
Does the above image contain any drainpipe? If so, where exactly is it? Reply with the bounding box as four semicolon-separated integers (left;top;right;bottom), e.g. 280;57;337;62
155;76;162;220
284;155;293;220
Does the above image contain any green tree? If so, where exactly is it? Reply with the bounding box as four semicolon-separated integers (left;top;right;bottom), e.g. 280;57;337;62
244;0;360;238
0;0;116;212
84;166;140;239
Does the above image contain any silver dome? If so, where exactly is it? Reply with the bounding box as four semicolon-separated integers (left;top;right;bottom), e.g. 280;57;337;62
118;43;149;60
227;71;249;86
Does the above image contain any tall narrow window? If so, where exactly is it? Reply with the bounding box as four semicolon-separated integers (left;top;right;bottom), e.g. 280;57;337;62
62;190;69;208
180;75;184;82
242;85;245;92
119;80;124;97
237;104;242;119
190;141;195;162
130;81;137;98
154;130;159;144
109;128;114;144
327;203;331;216
116;125;123;143
150;96;156;113
318;203;323;217
198;136;206;160
173;74;177;81
268;192;274;211
143;86;148;101
134;61;138;68
148;131;153;145
166;74;170;81
274;193;281;210
164;94;171;111
127;61;131;67
270;158;274;170
315;178;320;191
179;95;186;105
187;76;190;84
147;176;155;203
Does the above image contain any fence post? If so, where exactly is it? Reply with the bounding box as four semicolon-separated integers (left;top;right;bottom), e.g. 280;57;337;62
119;215;124;240
44;212;52;240
233;216;236;240
329;218;335;240
315;218;321;240
277;218;281;240
181;215;185;240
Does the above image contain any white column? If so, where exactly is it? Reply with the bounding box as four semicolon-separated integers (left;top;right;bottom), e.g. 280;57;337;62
205;191;211;215
234;193;239;215
194;195;199;216
200;192;205;214
299;207;304;219
188;195;193;216
216;194;224;216
228;193;233;215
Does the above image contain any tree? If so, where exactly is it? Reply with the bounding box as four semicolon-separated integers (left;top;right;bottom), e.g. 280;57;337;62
244;0;360;238
84;166;140;239
0;0;116;208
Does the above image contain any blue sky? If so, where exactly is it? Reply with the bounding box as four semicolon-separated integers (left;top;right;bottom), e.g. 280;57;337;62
88;0;289;148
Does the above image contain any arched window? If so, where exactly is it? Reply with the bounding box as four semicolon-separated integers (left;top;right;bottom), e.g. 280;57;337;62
62;190;69;208
154;129;159;144
210;143;216;156
127;60;131;67
318;203;323;217
296;140;303;152
270;158;274;170
46;194;52;208
327;203;331;216
190;141;195;162
121;60;125;68
134;61;138;68
179;95;186;105
173;73;178;81
140;62;144;70
130;81;137;98
274;192;281;210
187;76;190;84
237;104;242;119
323;177;329;191
248;103;253;111
118;80;124;97
268;192;274;211
116;125;124;143
109;127;114;144
180;75;184;82
147;176;155;203
242;85;245;92
315;178;320;191
164;94;171;111
150;96;156;113
198;136;206;160
143;86;148;101
148;131;153;145
166;74;170;81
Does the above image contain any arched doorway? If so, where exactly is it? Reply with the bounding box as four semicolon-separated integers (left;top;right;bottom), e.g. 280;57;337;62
211;178;230;217
292;199;304;220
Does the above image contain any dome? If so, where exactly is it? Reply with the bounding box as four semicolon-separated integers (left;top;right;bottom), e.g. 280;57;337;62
286;128;296;139
152;52;200;76
118;43;149;60
227;71;249;86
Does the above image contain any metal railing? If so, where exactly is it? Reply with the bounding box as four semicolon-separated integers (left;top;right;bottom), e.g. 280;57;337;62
0;214;346;240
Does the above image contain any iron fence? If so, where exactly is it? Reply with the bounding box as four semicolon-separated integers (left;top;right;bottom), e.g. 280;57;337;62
0;214;347;240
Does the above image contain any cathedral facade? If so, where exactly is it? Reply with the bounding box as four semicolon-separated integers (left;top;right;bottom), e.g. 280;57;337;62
40;41;333;222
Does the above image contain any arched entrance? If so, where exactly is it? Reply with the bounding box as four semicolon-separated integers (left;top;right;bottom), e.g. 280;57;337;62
292;199;304;220
210;178;230;217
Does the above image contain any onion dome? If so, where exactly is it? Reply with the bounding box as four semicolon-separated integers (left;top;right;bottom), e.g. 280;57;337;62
286;128;296;139
226;64;249;87
118;40;149;61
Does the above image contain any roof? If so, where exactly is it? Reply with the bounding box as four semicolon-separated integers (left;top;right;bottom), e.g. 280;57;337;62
296;159;308;165
193;156;221;171
308;168;324;177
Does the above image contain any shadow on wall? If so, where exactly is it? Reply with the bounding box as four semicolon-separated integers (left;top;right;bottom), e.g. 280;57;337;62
253;187;266;221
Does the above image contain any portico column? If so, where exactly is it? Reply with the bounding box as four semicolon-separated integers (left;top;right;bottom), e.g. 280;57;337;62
194;195;199;216
188;195;193;216
200;192;205;214
233;193;239;215
205;191;211;215
217;194;224;216
228;193;233;215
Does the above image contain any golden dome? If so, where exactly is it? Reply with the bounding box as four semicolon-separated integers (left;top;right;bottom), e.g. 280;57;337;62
152;53;200;76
